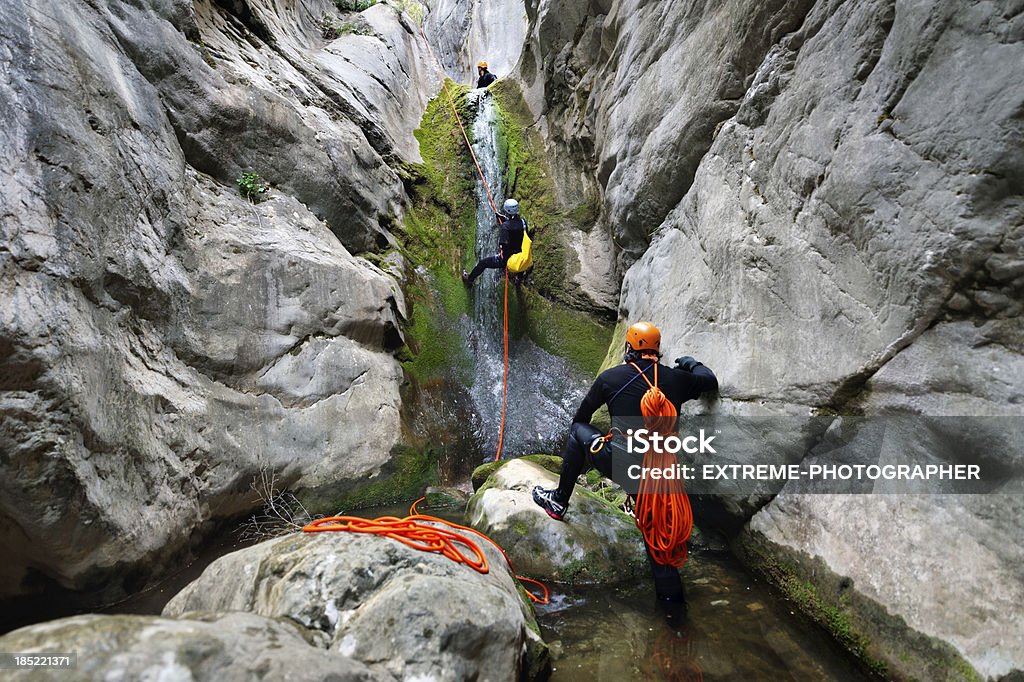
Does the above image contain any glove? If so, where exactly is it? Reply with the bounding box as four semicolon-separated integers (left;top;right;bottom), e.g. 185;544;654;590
675;356;702;372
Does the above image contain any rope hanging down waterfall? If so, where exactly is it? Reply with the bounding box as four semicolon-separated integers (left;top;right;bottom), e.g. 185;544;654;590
419;26;510;462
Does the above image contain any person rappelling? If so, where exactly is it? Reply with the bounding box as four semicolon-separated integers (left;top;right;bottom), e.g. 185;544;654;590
476;60;497;88
462;198;532;286
532;321;718;609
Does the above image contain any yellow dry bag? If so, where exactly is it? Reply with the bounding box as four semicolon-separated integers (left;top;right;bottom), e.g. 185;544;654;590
506;230;533;273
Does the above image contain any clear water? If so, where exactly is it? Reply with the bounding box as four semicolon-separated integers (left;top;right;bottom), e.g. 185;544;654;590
538;552;875;681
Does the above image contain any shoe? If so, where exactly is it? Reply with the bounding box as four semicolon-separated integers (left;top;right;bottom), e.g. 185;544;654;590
462;270;473;286
532;486;568;521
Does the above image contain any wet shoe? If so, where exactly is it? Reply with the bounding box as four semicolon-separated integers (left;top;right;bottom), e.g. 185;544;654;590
532;486;568;521
462;270;473;286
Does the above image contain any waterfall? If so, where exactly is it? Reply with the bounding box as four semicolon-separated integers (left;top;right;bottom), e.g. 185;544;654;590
459;93;590;461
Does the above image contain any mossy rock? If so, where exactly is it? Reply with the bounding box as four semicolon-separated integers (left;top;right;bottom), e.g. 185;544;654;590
467;459;646;584
471;454;564;491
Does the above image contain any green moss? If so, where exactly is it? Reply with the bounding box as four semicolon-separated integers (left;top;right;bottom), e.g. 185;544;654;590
518;289;612;375
490;79;598;309
560;550;613;583
512;521;530;536
738;537;889;676
470;454;564;490
298;445;437;514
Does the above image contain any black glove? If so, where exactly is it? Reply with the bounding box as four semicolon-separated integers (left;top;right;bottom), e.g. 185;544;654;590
675;356;702;372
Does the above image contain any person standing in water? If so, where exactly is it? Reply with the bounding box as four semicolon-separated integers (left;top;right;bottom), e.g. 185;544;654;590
532;321;718;608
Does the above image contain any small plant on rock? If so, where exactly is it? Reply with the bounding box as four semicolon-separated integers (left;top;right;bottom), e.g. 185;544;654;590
237;171;269;202
334;0;376;11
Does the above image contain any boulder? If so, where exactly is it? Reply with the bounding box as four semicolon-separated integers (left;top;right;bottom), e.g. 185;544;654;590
467;459;647;583
0;612;387;682
163;531;549;681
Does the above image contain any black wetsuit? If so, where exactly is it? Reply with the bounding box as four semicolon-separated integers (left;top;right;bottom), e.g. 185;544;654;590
558;357;718;602
466;214;529;282
477;70;497;88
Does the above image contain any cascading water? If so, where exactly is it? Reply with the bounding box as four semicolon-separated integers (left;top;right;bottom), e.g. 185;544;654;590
460;92;589;460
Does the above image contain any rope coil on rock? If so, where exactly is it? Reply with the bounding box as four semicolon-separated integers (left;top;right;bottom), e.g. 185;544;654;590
628;361;694;567
303;498;548;604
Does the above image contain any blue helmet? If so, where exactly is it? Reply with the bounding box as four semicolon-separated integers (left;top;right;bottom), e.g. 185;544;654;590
503;198;519;215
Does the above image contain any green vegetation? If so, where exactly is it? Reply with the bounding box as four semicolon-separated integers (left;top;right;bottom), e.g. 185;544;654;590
490;80;603;309
320;14;368;39
237;171;268;202
388;0;424;24
394;81;478;384
335;0;376;11
517;289;612;375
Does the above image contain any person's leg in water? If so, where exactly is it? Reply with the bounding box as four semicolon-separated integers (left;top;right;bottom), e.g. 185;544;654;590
646;539;686;622
462;253;505;285
532;422;608;519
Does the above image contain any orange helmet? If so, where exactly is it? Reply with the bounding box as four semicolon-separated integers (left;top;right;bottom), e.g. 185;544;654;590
477;60;488;69
625;321;661;354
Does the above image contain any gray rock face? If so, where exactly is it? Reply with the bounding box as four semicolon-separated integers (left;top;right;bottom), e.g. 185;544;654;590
747;493;1024;680
0;0;436;602
518;0;1024;676
425;0;528;84
467;459;647;583
0;612;388;682
163;531;548;681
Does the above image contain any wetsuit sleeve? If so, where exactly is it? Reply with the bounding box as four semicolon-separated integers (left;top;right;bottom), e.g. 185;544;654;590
572;376;607;424
681;364;718;400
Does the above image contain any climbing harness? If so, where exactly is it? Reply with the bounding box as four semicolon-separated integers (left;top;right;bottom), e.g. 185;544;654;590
628;360;694;567
304;498;549;604
419;26;512;461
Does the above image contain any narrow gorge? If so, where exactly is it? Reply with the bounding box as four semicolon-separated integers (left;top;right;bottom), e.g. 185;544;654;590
1;0;1021;680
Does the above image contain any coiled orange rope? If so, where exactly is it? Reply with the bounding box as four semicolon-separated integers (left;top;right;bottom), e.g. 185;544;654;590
304;498;548;603
629;361;694;567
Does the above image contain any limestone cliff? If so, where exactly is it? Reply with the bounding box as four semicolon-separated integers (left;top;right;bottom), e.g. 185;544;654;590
513;0;1024;678
0;0;435;605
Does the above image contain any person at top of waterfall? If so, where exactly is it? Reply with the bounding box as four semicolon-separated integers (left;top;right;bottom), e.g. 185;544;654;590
532;321;717;604
476;60;497;88
462;199;530;286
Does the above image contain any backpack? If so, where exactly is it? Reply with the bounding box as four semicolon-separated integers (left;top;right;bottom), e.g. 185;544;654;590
506;224;533;274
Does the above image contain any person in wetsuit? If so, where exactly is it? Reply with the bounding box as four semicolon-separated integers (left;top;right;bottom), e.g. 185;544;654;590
476;60;497;88
532;321;718;605
462;198;529;286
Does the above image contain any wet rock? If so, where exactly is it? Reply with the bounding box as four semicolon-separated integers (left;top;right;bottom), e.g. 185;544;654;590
163;531;549;681
0;612;387;682
741;493;1024;681
467;459;647;583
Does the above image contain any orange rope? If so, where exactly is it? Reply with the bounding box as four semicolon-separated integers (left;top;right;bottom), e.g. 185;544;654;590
418;27;501;217
303;498;548;604
418;26;510;461
628;360;694;567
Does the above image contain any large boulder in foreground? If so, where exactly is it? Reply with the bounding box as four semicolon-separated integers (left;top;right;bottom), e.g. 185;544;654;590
467;458;647;583
0;612;386;682
163;531;548;682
